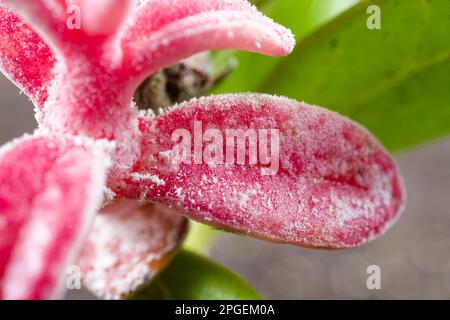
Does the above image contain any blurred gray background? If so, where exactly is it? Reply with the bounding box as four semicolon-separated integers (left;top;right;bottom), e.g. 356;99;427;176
2;74;449;299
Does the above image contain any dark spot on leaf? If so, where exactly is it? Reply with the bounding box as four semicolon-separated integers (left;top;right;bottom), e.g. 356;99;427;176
330;38;338;49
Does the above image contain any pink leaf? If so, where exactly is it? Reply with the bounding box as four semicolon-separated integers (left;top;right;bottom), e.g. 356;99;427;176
123;0;295;80
0;5;55;108
0;134;109;299
112;94;406;249
78;200;187;300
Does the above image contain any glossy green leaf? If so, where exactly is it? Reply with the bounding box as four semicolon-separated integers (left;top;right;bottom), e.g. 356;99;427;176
129;250;262;300
215;0;450;151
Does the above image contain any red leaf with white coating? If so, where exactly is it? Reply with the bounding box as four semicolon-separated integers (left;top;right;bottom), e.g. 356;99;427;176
78;200;187;300
0;134;109;299
111;94;406;249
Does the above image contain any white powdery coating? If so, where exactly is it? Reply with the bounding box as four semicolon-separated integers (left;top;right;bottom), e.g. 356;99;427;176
78;200;187;300
103;187;117;204
130;172;166;186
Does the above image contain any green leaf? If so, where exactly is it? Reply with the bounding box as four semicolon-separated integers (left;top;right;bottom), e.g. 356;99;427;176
212;0;359;94
129;250;262;300
214;0;450;151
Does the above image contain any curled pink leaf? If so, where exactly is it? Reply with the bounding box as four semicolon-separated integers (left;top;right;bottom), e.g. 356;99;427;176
0;134;109;299
123;0;295;80
113;94;406;249
78;200;187;300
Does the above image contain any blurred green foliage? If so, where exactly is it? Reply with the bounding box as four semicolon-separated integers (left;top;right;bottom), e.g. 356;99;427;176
213;0;358;93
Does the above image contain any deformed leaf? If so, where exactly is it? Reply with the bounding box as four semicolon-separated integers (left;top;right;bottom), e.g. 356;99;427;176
115;94;405;249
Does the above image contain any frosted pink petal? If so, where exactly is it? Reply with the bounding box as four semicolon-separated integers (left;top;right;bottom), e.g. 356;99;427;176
123;0;295;79
0;5;55;108
113;94;406;249
78;200;187;300
0;134;109;299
